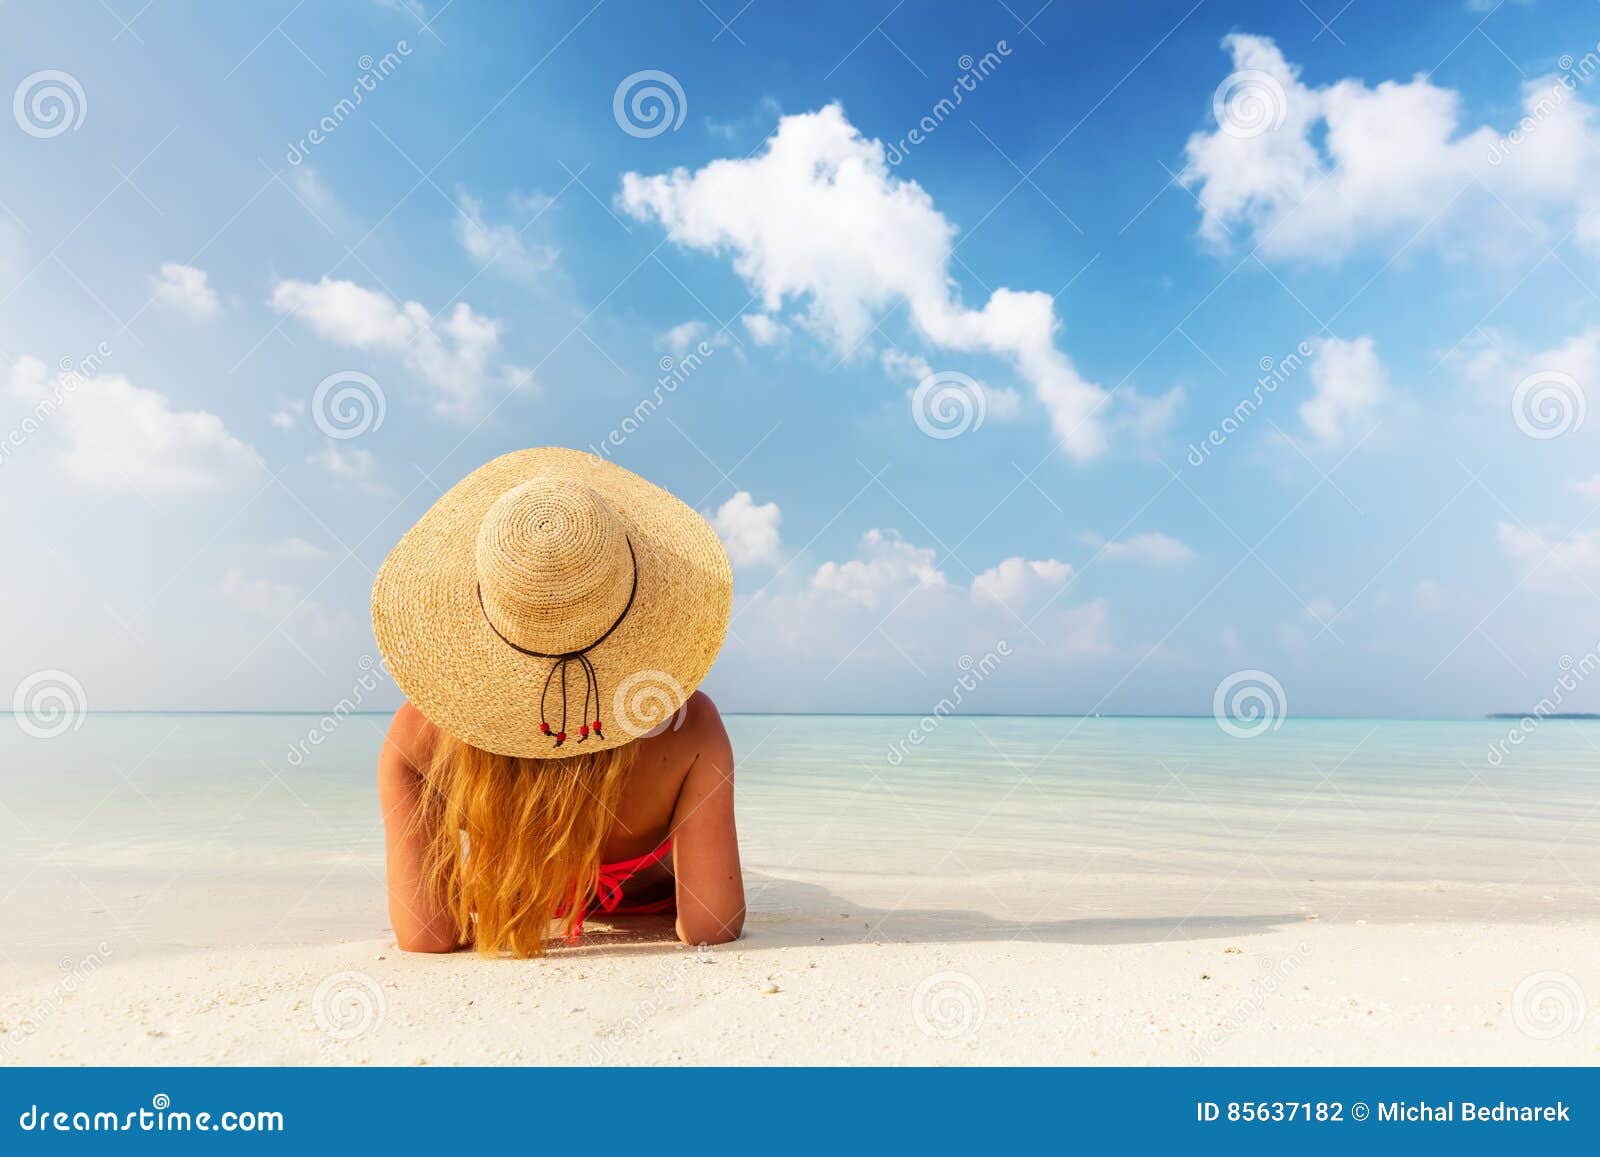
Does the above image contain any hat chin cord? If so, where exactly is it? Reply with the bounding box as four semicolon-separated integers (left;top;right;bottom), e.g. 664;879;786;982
475;537;638;748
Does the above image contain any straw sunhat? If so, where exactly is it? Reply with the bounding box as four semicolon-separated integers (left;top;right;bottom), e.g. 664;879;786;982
372;447;732;758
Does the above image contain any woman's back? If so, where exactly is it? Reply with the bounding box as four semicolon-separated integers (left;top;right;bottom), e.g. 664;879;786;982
379;689;743;955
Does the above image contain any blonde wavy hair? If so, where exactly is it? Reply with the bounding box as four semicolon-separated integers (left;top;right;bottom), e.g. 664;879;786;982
416;729;638;957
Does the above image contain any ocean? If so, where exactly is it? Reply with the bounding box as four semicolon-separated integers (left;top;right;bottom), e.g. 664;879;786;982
4;712;1598;973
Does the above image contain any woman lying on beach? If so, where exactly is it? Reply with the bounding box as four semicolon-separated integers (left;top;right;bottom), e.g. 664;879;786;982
371;448;743;956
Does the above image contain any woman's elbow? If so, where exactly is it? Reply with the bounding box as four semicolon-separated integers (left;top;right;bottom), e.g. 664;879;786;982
394;923;461;954
397;935;459;954
679;909;745;947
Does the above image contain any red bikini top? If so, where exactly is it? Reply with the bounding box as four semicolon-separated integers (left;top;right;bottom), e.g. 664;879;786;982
563;837;674;943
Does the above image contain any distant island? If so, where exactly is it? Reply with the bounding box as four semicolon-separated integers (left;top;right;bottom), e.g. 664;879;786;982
1487;713;1600;719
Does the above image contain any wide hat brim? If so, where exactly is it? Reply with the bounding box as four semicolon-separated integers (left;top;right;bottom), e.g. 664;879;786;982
372;447;732;758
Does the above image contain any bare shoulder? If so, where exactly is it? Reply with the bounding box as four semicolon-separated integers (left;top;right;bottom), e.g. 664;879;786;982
630;690;731;779
677;690;731;760
379;700;438;782
683;690;725;733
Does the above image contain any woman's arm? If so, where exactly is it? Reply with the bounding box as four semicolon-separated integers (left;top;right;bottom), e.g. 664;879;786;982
668;693;745;946
377;702;462;953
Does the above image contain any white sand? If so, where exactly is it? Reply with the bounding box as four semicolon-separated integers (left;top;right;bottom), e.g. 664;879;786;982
9;715;1600;1064
5;909;1598;1065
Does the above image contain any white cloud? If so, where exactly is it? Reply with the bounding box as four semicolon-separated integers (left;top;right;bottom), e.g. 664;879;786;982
710;490;782;567
880;348;1024;419
1095;531;1194;565
1302;335;1390;448
222;567;301;619
1037;597;1111;658
1525;329;1600;390
663;320;706;354
310;443;383;492
510;188;555;216
985;385;1023;420
1459;326;1593;422
971;557;1072;609
1182;33;1600;260
7;355;47;397
811;529;948;608
1116;385;1184;444
704;95;784;143
269;277;531;419
699;519;1123;717
661;319;729;355
741;312;787;346
1573;475;1600;504
732;521;1107;668
375;0;430;23
880;348;932;382
221;567;345;639
454;186;558;278
270;399;305;429
620;104;1164;460
150;262;221;319
270;537;329;560
289;167;339;219
8;356;260;493
1499;521;1600;595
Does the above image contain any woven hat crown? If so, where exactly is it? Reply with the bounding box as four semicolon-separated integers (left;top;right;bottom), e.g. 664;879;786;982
474;477;633;656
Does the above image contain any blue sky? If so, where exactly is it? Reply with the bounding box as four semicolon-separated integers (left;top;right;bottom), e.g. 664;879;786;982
4;0;1600;718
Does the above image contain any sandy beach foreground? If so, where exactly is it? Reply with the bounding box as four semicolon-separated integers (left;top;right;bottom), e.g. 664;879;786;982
7;715;1599;1065
5;915;1597;1066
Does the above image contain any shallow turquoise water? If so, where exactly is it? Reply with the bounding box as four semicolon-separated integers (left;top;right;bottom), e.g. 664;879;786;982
2;713;1597;965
